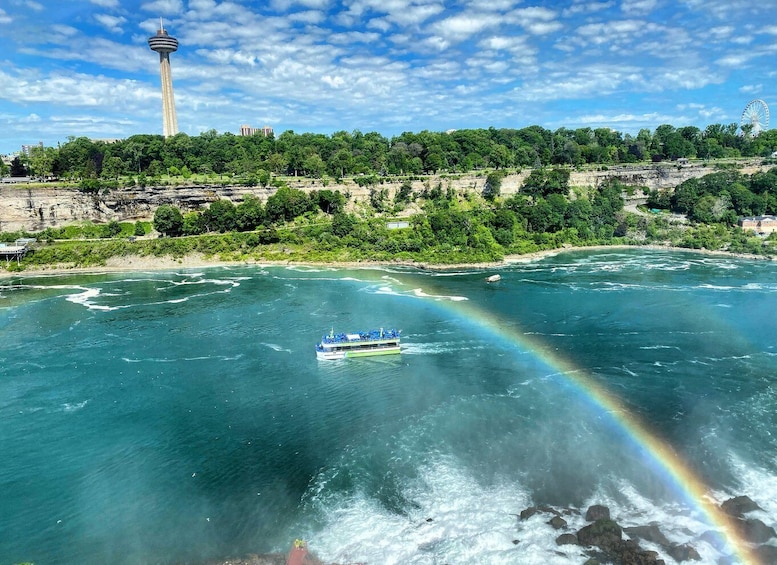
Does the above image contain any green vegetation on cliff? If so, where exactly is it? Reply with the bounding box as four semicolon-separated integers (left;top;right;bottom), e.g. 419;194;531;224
9;123;777;186
2;166;776;272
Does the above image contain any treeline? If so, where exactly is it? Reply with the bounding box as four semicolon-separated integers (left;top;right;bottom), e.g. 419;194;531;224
648;168;777;222
141;165;775;262
4;167;776;272
7;123;777;184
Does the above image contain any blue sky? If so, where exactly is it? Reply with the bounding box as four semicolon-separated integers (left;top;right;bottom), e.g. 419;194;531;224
1;0;775;153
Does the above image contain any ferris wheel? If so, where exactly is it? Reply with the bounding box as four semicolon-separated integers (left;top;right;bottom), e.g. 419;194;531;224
740;99;769;136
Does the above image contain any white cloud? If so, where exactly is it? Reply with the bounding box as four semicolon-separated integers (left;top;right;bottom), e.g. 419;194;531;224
288;10;326;24
338;0;445;28
465;0;523;12
708;26;733;40
715;52;754;68
575;112;678;125
89;0;121;8
508;6;561;35
140;0;184;16
322;75;345;88
620;0;657;16
329;31;381;44
0;9;12;24
562;1;615;17
524;21;563;35
480;35;522;51
271;0;330;10
24;1;44;11
94;14;127;33
431;13;501;42
739;84;762;94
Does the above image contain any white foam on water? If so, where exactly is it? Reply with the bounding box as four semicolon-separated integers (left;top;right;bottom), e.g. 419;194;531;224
309;455;747;564
311;458;543;565
65;287;129;311
400;341;486;356
430;270;480;277
260;343;292;353
284;265;339;273
579;483;732;565
698;283;737;291
366;285;469;302
409;288;469;301
721;453;777;521
62;400;89;412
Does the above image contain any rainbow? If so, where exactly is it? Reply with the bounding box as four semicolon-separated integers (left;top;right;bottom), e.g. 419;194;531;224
387;271;761;565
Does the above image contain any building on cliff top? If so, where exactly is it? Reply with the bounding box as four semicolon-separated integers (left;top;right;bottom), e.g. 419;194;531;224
739;215;777;235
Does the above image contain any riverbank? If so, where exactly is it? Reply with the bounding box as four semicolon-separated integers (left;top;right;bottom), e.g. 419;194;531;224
0;243;773;280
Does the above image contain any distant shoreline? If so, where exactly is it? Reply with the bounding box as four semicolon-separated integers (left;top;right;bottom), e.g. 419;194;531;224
1;243;773;280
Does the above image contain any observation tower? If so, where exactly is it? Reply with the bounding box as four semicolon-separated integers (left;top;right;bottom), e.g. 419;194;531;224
148;20;179;137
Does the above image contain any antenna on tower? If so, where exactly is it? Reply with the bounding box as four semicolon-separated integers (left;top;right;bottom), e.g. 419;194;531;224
160;17;164;32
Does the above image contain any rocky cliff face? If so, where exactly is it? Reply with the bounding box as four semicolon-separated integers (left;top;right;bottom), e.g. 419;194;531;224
0;162;767;233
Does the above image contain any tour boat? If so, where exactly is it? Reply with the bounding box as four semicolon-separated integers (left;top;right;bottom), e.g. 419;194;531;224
316;328;401;360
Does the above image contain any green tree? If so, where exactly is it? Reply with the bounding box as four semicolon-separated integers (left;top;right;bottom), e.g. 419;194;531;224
10;156;27;177
316;189;345;214
235;195;266;230
153;204;184;237
182;212;206;235
204;199;238;232
265;186;313;223
101;220;122;238
134;221;146;236
28;146;56;179
483;171;504;201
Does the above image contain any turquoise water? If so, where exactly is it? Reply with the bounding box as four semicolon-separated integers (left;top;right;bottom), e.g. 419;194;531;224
1;250;775;564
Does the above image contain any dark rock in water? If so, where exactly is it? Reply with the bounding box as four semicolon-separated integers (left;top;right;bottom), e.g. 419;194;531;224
519;505;561;520
736;517;777;543
754;543;777;564
618;540;663;564
548;516;568;530
578;520;665;564
721;496;762;517
520;507;539;520
624;524;671;547
578;519;623;551
583;559;601;565
699;530;726;551
556;533;579;546
667;543;702;562
585;504;611;522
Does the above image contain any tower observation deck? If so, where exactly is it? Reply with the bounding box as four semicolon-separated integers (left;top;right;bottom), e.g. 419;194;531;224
148;22;179;137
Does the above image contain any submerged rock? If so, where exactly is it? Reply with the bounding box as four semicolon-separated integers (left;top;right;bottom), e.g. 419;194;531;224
585;504;611;522
735;517;777;543
624;524;671;547
754;544;777;564
519;505;561;520
667;543;702;562
578;519;623;551
721;495;762;517
556;533;579;545
548;515;568;530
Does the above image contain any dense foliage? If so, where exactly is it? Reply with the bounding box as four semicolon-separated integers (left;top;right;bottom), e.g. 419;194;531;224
10;124;777;183
647;168;777;223
4;166;775;272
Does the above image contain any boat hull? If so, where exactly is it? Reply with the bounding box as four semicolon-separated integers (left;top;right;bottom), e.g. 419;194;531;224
316;345;401;360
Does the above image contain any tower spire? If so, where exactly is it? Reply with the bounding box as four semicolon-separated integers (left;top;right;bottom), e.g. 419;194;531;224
148;21;179;137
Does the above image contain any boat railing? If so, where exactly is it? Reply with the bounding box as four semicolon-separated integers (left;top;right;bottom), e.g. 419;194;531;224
320;329;400;345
